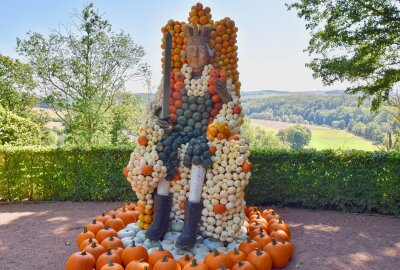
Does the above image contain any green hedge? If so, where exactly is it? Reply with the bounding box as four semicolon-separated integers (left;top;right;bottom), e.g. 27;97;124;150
247;149;400;215
0;147;399;215
0;146;133;201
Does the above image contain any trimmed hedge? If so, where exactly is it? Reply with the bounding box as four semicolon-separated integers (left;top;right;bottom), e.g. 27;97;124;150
0;147;399;215
248;149;400;215
0;146;133;202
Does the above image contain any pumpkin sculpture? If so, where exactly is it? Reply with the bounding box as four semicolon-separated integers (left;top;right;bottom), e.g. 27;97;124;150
125;2;250;248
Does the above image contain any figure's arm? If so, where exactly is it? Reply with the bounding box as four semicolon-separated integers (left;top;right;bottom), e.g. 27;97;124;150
215;79;233;103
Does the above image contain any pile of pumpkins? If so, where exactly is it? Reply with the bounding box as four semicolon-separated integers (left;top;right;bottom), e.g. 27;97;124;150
66;203;294;270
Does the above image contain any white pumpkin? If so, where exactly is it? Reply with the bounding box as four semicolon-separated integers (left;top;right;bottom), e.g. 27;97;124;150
171;220;184;232
118;228;136;239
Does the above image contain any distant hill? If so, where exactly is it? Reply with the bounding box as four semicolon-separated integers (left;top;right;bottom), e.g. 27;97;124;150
241;89;345;96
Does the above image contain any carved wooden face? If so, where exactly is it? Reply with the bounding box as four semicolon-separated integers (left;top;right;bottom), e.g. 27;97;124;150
186;43;210;74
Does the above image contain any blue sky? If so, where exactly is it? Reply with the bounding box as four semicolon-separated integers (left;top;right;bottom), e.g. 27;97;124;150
0;0;350;92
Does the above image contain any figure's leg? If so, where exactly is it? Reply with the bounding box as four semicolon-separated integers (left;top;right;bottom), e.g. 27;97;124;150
176;135;210;249
175;165;205;249
145;178;172;240
146;132;185;240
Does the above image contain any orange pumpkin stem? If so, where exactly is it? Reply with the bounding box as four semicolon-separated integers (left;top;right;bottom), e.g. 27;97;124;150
255;248;263;256
81;251;87;255
191;259;198;267
271;238;277;245
92;219;96;224
162;255;168;262
108;259;113;266
238;261;244;267
91;242;97;248
83;227;88;233
159;244;164;251
106;249;112;255
234;248;240;255
130;240;136;247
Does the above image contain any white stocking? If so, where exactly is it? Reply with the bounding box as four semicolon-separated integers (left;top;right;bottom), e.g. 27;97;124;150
157;178;170;196
188;165;206;202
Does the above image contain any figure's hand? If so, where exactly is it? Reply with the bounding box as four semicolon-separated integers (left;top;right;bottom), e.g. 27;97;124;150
215;79;232;103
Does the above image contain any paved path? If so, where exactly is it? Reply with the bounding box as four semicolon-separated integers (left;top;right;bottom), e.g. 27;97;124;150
0;202;399;270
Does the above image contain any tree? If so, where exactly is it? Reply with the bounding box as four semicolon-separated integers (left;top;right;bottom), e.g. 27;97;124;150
278;125;312;150
242;118;289;150
17;3;149;146
0;54;37;116
288;0;400;111
0;105;41;146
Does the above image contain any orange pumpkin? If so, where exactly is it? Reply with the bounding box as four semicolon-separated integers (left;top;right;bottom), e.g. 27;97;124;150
77;227;95;248
232;105;241;115
153;255;181;270
209;146;217;155
179;200;186;210
270;229;290;242
84;242;105;261
263;239;290;269
141;165;154;176
204;249;233;270
96;226;118;244
228;135;239;141
252;232;272;247
246;249;272;270
213;204;227;214
123;167;130;178
122;241;149;266
149;245;174;266
231;261;255;270
96;249;122;270
101;236;124;250
238;239;262;255
96;212;112;224
138;136;149;146
182;259;208;270
242;160;252;173
227;248;246;265
267;219;291;238
178;254;193;268
264;211;280;222
87;219;105;236
281;240;294;259
125;260;152;270
66;251;95;270
116;207;136;225
112;247;124;258
100;261;124;270
105;215;125;232
79;237;99;251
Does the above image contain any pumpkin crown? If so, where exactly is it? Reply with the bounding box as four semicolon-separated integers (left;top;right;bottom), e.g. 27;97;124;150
238;261;244;267
191;259;198;267
234;248;239;255
88;237;94;243
184;254;191;260
259;231;265;238
255;248;263;256
220;265;227;270
101;212;106;217
130;240;136;247
108;259;114;266
162;254;168;262
106;249;112;255
81;251;87;255
92;219;96;224
246;238;252;243
105;225;110;230
109;236;114;241
83;227;88;233
112;214;116;219
144;266;148;270
278;218;283;224
271;238;277;245
159;244;164;251
91;242;97;248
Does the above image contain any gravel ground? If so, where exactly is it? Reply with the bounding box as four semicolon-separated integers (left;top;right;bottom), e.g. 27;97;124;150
0;202;399;270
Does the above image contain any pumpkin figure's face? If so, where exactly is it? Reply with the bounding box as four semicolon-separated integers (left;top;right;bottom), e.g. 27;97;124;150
186;43;210;74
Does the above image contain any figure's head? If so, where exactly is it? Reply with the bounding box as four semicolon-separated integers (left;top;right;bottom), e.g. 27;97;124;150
184;25;213;74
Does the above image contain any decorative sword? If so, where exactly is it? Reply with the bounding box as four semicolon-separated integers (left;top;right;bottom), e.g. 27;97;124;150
161;31;172;120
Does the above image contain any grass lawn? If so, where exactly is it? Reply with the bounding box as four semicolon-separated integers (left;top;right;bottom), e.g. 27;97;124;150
251;119;379;151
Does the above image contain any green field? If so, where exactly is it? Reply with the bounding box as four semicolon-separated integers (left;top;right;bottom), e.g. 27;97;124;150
251;119;379;151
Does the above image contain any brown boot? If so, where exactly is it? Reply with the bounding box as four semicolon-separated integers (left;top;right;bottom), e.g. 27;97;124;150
175;200;203;249
145;194;172;240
